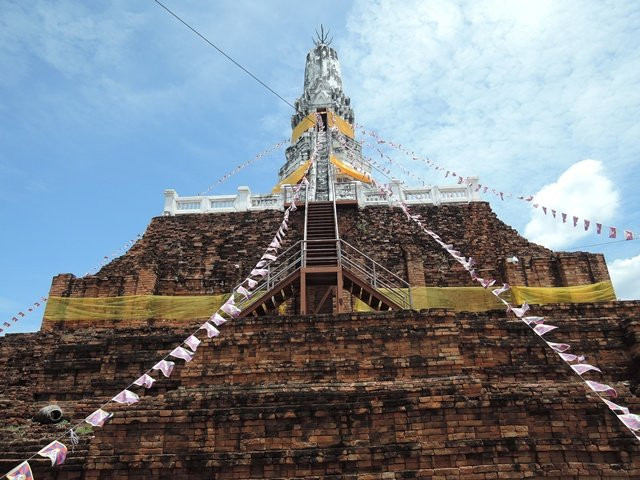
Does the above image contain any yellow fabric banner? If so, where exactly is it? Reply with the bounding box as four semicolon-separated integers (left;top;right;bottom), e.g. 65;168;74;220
328;112;354;139
272;160;312;193
330;155;372;184
291;114;316;143
290;112;354;143
44;294;230;322
511;281;616;305
354;286;510;313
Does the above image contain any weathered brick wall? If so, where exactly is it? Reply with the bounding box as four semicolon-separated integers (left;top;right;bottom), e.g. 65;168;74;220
47;203;610;305
2;303;639;479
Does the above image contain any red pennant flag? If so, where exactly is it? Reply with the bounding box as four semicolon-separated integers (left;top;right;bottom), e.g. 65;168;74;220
542;207;547;215
624;230;634;240
584;219;590;231
562;213;567;223
572;216;578;227
596;223;602;234
609;226;617;239
552;210;557;218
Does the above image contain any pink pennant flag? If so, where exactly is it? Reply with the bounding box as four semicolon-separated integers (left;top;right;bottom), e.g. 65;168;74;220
533;324;558;336
617;413;640;431
546;341;571;352
269;238;281;249
624;230;634;240
551;210;556;218
509;302;530;318
236;285;251;299
542;206;547;215
210;312;227;326
170;346;195;363
483;186;488;193
255;260;267;268
596;222;602;234
246;279;258;289
585;380;617;398
492;283;510;298
37;440;68;466
153;360;175;378
558;353;585;363
85;408;113;427
477;278;496;289
184;335;201;352
584;219;590;231
571;363;602;375
262;253;277;262
562;213;567;223
525;195;534;202
603;399;629;414
221;300;241;318
112;389;140;404
250;268;268;278
133;374;155;389
200;322;220;338
7;461;34;480
572;216;578;227
522;316;545;326
609;226;617;238
457;176;464;184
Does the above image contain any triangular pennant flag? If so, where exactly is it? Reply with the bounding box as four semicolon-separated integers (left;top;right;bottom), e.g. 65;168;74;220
112;389;140;404
533;324;558;336
133;374;155;389
596;222;602;234
624;230;634;240
492;283;510;298
551;210;556;218
262;253;277;262
250;268;268;278
571;363;602;375
236;285;251;299
609;226;617;238
152;360;175;378
246;279;258;289
603;399;629;414
38;440;68;466
184;335;201;352
558;353;585;363
572;216;578;227
617;413;640;431
546;341;571;352
584;219;590;231
85;408;113;427
562;213;567;223
200;322;220;338
542;206;547;215
221;301;241;318
170;346;195;363
509;302;530;318
477;278;496;289
585;380;617;398
7;461;34;480
522;316;545;326
210;312;227;326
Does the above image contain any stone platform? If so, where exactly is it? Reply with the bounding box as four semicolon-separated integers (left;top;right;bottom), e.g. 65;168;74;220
2;303;639;479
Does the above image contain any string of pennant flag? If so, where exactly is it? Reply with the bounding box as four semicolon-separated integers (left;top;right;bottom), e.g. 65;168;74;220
351;151;640;443
0;120;324;480
358;126;638;242
334;124;640;441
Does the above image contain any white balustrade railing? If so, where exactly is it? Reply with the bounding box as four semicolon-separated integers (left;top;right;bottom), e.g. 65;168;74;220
163;176;480;215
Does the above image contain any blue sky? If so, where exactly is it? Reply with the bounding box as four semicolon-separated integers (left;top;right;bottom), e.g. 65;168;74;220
1;0;639;334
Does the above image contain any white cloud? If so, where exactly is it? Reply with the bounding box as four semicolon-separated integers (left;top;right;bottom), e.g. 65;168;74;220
609;254;640;300
523;159;619;249
340;0;640;228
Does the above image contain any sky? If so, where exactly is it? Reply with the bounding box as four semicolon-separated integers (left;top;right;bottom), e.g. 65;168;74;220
1;0;638;334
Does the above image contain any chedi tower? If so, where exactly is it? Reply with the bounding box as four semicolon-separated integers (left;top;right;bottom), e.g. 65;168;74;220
1;32;639;480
